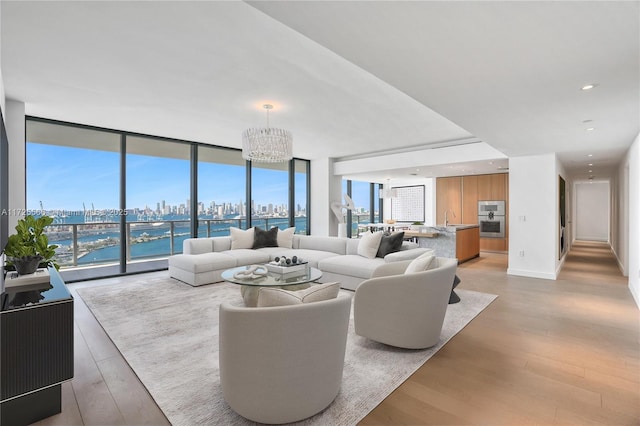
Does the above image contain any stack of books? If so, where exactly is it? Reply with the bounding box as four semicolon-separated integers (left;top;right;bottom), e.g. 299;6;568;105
5;268;51;288
265;262;308;275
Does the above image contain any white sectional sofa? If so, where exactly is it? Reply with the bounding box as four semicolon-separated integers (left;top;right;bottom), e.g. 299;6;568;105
168;234;431;291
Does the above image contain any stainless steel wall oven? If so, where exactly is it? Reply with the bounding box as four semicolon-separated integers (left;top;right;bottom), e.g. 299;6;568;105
478;200;505;238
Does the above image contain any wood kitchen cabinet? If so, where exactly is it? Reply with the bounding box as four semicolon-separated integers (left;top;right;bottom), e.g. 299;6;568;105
476;173;507;201
476;174;492;201
456;226;480;262
435;176;462;225
437;172;509;253
461;175;478;224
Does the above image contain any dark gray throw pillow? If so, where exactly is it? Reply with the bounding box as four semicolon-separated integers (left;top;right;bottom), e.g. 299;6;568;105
253;227;279;249
376;231;405;258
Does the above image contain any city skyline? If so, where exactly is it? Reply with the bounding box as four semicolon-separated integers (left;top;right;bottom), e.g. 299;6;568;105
27;142;374;215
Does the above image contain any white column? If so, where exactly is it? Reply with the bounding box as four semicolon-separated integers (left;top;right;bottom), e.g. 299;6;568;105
507;153;559;279
310;157;341;236
6;99;26;231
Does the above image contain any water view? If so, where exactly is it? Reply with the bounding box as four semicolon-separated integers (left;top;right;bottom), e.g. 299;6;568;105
43;213;308;268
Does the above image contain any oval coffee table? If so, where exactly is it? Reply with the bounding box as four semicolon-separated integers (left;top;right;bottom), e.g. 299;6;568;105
221;265;323;307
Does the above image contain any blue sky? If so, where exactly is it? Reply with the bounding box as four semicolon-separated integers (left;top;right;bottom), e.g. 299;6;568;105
26;143;317;211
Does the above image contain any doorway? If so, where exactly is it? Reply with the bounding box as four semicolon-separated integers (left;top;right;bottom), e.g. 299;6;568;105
574;181;610;242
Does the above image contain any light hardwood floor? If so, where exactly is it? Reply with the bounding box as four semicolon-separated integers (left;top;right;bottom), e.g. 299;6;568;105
35;241;639;425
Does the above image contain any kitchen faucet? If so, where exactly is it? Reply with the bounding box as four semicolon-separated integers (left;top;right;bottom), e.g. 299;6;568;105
444;209;456;227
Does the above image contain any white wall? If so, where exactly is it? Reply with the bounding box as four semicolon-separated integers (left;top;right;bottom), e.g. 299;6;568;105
6;100;25;231
310;157;341;237
333;141;506;177
625;133;639;308
508;153;562;280
0;68;4;120
0;0;5;118
614;158;629;276
574;181;609;241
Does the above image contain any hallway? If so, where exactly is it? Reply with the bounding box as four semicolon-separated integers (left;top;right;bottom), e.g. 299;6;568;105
559;240;628;286
363;240;639;425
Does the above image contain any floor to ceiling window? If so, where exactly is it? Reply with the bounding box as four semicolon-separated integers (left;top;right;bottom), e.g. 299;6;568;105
294;159;309;234
250;161;290;231
125;136;191;263
197;146;247;236
342;179;383;237
24;117;311;281
349;179;372;236
26;119;121;269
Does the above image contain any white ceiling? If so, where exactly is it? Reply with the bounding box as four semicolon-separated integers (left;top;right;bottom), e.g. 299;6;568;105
2;1;638;184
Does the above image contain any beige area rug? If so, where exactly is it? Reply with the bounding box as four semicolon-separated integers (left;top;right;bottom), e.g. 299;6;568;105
77;275;497;425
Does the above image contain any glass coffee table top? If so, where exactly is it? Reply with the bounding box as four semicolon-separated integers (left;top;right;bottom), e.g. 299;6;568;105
221;265;323;288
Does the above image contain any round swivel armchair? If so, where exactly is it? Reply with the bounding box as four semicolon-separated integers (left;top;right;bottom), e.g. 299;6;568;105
354;257;457;349
219;292;352;424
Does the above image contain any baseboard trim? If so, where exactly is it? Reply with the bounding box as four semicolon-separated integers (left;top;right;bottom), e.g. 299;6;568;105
630;284;640;310
507;268;556;280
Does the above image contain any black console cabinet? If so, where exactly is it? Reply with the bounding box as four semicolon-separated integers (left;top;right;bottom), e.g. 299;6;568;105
1;267;74;425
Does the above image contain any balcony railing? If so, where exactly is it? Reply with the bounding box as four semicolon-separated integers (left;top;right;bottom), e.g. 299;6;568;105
45;217;305;269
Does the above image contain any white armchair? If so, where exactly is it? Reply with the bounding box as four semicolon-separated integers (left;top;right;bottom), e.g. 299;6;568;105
354;257;457;349
219;292;352;424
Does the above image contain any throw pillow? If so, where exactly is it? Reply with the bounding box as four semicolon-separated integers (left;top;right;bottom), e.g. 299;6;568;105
230;227;255;250
253;226;279;249
277;226;296;249
256;282;340;307
405;251;436;274
357;230;384;259
376;231;405;258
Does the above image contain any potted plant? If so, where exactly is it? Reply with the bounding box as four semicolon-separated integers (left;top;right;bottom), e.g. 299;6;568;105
3;215;59;275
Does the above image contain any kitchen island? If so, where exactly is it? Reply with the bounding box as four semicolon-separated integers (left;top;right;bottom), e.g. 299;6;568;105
410;224;480;263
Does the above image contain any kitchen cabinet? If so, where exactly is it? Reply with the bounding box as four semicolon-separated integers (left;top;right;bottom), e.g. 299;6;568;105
476;173;507;201
436;173;509;253
435;176;462;225
456;226;480;262
461;175;478;224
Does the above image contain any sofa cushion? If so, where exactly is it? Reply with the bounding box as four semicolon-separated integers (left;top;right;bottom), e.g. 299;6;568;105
405;252;436;274
253;227;278;249
222;249;270;266
212;237;232;252
256;282;340;307
346;238;360;255
184;238;214;255
357;231;383;259
277;249;341;268
376;232;404;258
277;227;296;249
168;252;236;273
230;227;254;249
319;255;386;279
256;247;287;259
296;235;346;255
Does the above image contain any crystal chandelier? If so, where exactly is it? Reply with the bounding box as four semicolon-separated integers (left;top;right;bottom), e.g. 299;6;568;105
242;104;293;163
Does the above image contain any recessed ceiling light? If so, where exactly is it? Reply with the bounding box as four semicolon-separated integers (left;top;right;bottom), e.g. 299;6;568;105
588;154;593;157
581;83;598;91
585;127;595;131
582;119;593;123
589;170;593;172
588;163;593;166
